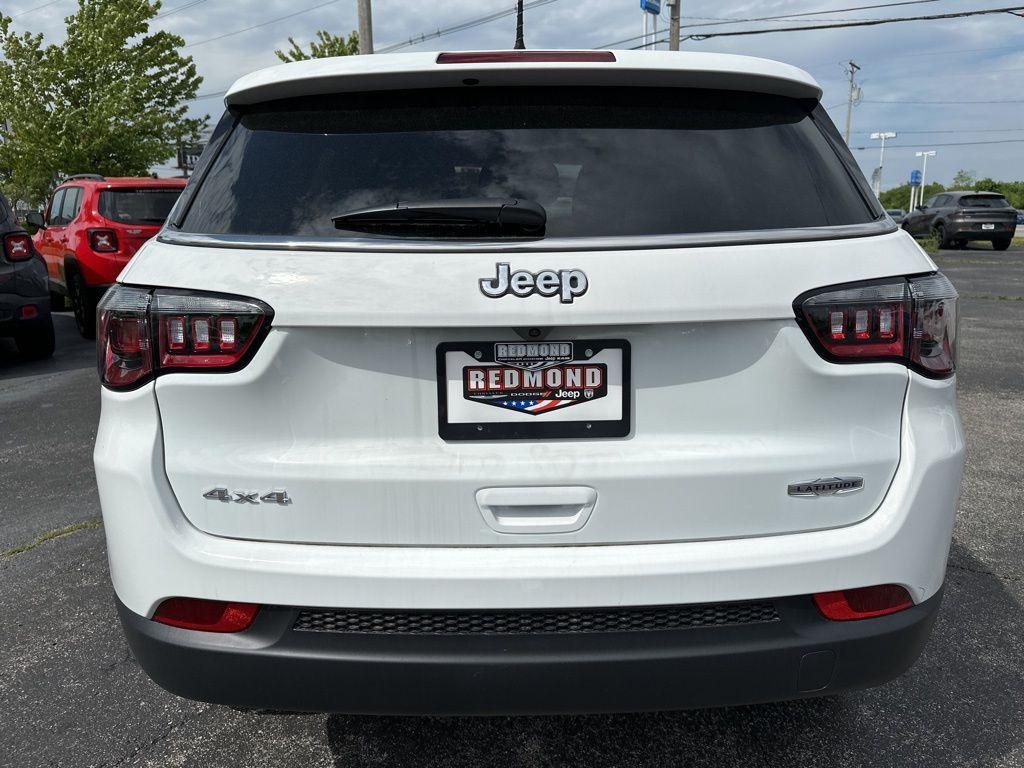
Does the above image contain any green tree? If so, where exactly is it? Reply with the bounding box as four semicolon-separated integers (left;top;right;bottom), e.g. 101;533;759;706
951;169;977;189
974;178;1024;208
275;30;359;62
0;0;204;205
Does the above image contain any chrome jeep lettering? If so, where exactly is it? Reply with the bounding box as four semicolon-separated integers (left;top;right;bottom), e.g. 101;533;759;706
479;263;588;304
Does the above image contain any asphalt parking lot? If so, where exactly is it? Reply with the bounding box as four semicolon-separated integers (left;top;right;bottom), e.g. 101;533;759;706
2;245;1023;768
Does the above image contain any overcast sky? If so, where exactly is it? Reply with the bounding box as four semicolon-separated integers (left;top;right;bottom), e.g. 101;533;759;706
5;0;1023;189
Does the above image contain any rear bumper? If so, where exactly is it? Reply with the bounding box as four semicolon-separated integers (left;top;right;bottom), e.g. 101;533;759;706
117;590;943;715
97;371;963;618
946;221;1015;238
0;292;51;335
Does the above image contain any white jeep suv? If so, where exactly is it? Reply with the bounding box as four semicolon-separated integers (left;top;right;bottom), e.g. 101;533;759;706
94;50;964;714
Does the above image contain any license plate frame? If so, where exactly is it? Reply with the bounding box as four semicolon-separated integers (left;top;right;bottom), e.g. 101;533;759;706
982;223;995;230
436;339;631;440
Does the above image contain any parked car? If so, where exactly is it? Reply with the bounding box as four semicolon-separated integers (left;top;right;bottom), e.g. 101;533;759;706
900;190;1017;250
0;194;55;359
1016;209;1024;226
28;175;186;338
885;208;906;224
95;50;964;715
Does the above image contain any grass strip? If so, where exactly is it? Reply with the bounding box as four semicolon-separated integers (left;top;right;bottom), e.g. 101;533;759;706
2;516;102;559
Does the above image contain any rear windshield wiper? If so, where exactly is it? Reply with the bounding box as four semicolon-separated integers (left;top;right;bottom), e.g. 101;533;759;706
332;198;546;238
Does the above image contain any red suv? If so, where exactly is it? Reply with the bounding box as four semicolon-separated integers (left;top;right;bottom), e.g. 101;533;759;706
29;175;186;338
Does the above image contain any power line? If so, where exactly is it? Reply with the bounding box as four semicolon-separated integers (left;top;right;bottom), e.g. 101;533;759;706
681;0;941;27
852;127;1024;135
183;0;346;49
851;139;1024;149
156;0;210;19
597;0;940;49
808;42;1023;68
9;0;64;18
378;0;563;53
636;5;1024;47
187;90;227;101
860;98;1024;104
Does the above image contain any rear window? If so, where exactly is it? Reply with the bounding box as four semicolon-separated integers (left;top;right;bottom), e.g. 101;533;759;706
181;87;877;239
958;195;1010;208
100;188;182;225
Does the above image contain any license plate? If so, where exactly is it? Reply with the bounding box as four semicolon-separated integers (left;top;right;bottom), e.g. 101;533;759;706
982;223;995;230
437;340;630;440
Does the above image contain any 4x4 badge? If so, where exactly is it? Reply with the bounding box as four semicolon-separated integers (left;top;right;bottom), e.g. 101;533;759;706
203;488;292;505
787;477;864;497
480;262;588;304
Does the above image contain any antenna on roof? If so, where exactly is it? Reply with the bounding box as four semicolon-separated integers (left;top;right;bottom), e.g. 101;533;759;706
514;0;525;49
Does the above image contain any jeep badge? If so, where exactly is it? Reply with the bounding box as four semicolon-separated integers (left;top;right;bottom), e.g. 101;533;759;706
479;262;588;304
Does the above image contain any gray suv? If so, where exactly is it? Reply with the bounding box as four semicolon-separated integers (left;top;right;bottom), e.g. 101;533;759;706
901;191;1017;250
0;196;55;359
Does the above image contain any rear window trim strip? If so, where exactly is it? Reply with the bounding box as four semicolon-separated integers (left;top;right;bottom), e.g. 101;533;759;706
157;218;895;253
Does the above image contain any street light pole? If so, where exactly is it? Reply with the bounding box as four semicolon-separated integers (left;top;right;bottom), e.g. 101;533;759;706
870;131;897;197
915;150;936;206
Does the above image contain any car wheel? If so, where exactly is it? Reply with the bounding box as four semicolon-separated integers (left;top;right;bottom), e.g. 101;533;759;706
69;269;96;339
993;237;1012;251
934;224;952;249
50;290;67;311
15;320;56;360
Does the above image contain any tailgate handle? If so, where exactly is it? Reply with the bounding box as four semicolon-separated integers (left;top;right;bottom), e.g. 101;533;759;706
476;486;597;534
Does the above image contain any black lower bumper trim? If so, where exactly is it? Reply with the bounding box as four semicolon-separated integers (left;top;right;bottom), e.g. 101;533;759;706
117;590;943;715
0;293;51;334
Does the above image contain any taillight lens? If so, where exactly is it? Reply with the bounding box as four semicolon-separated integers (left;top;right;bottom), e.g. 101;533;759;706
88;228;119;253
97;286;153;389
152;597;260;632
795;273;958;377
4;233;34;261
154;292;269;370
813;584;914;621
97;285;273;390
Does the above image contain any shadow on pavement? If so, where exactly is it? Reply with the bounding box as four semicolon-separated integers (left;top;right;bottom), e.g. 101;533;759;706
0;312;94;382
323;543;1023;768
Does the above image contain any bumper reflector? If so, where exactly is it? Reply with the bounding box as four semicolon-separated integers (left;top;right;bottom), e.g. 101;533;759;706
813;584;914;621
152;597;259;632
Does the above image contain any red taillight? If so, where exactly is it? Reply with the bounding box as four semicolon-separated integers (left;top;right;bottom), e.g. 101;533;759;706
436;51;616;64
96;286;273;390
4;233;33;261
155;292;268;370
88;228;119;253
795;273;958;377
152;597;259;632
813;585;914;621
19;304;39;319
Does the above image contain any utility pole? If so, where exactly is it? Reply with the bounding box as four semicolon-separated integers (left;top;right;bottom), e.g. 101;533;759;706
357;0;373;54
514;0;525;49
668;0;681;50
870;131;897;197
843;60;860;145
